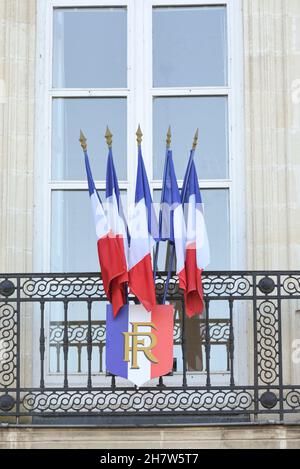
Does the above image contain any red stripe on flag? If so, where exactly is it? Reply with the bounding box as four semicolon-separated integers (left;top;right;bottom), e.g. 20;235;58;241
178;268;186;293
97;235;128;317
184;245;204;317
128;254;156;311
150;305;174;379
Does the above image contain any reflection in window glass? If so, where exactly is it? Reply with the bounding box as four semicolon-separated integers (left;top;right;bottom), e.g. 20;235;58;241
51;190;127;272
49;302;107;374
153;97;228;180
153;6;227;87
53;8;127;88
52;98;127;180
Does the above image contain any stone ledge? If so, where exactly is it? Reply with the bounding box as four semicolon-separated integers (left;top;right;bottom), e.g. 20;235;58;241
0;425;299;449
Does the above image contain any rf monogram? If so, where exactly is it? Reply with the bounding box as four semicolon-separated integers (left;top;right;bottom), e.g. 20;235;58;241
123;322;158;369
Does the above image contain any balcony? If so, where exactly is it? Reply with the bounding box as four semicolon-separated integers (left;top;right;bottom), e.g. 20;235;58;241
0;271;299;425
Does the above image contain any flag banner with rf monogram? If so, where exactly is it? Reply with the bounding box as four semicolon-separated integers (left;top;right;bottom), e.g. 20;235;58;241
106;304;174;387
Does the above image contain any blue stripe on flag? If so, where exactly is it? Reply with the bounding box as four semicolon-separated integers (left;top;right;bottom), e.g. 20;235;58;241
106;148;121;206
159;149;181;242
84;152;97;197
106;304;129;379
135;146;158;240
181;151;202;204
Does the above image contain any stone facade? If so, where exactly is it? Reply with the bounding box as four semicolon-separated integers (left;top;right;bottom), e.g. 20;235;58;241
0;425;300;449
244;0;300;270
0;0;36;273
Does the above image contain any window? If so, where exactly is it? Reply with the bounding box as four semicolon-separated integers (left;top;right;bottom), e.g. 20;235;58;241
36;0;244;379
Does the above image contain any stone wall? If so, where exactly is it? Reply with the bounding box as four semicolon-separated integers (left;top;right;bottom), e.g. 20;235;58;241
0;0;36;273
243;0;300;386
244;0;300;270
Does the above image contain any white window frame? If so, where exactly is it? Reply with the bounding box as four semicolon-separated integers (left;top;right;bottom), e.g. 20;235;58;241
34;0;246;386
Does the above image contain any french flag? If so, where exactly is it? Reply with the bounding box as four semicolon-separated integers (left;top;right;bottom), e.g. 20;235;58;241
181;152;210;317
106;304;174;387
128;143;158;311
159;148;186;293
105;146;129;314
83;149;127;317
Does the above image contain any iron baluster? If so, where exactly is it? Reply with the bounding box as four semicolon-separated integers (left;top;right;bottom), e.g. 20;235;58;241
99;345;103;373
39;300;45;389
228;298;235;387
277;273;284;421
87;300;93;390
16;277;21;422
56;344;60;373
205;298;211;387
253;274;259;420
111;374;116;391
63;300;69;388
181;299;187;388
77;344;82;373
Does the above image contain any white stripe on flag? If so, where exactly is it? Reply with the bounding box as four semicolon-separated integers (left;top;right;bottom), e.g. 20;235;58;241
196;205;210;269
173;204;186;274
184;194;210;269
128;199;155;270
90;192;109;239
105;193;128;264
185;194;196;246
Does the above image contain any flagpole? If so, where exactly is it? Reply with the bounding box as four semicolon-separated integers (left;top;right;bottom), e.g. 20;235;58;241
181;128;198;204
162;129;199;305
180;129;199;388
153;126;171;283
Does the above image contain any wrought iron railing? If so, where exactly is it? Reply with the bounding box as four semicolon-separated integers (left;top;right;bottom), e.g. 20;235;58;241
0;271;300;424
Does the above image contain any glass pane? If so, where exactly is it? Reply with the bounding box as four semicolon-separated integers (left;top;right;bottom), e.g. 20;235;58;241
203;189;230;270
53;8;127;88
52;98;127;180
51;190;127;272
153;189;230;271
153;6;227;87
153;97;228;180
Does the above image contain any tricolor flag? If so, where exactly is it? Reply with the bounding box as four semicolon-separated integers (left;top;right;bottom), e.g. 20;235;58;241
128;135;158;311
105;143;129;314
82;141;127;317
106;304;174;387
159;147;187;294
181;151;210;317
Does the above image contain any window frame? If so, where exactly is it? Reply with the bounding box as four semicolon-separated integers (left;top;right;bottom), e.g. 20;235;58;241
34;0;245;274
34;0;246;387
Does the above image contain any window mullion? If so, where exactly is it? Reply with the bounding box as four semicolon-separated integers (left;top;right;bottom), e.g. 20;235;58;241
152;88;230;97
51;89;129;98
151;0;229;5
151;180;232;190
49;181;129;190
126;0;136;211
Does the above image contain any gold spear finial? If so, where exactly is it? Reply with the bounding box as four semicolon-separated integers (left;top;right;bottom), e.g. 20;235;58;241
136;124;143;146
192;128;199;150
105;126;113;148
166;126;171;149
79;130;87;152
